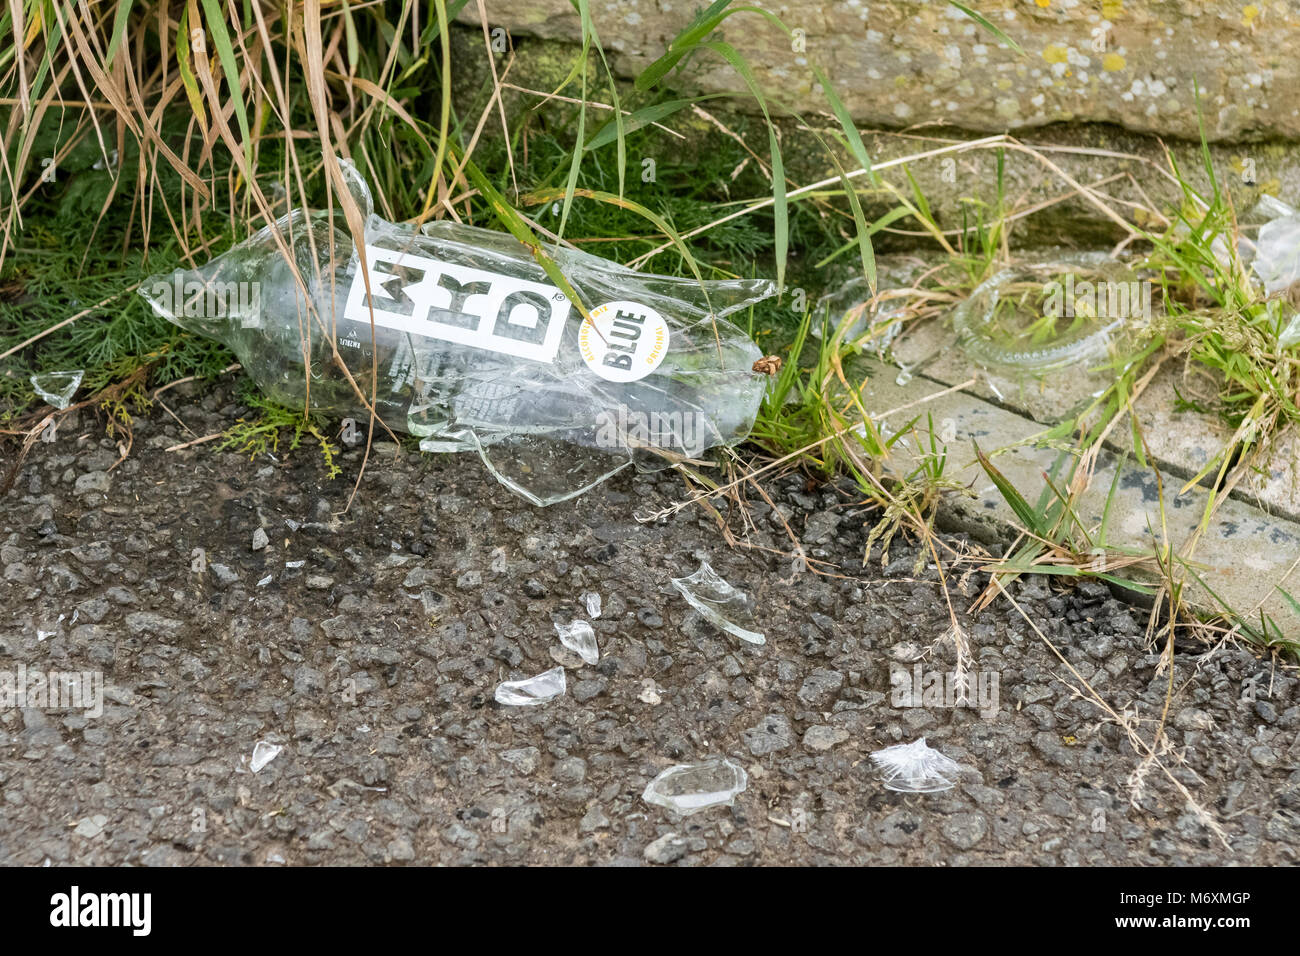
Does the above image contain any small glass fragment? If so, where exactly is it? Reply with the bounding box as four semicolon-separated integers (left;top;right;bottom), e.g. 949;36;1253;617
869;737;960;793
814;275;908;356
554;620;599;664
582;591;603;619
495;666;567;706
30;370;84;410
670;560;765;645
643;758;748;815
250;740;283;773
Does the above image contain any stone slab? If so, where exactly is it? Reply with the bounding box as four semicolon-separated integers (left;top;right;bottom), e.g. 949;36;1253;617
467;0;1300;141
854;355;1300;636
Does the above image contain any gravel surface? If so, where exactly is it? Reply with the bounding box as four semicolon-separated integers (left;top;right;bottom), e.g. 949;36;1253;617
2;381;1298;866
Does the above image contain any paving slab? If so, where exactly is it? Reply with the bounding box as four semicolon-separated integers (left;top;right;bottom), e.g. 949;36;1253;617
898;317;1300;514
853;355;1300;637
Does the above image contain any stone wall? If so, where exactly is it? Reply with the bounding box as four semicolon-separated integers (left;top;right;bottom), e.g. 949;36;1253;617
462;0;1300;143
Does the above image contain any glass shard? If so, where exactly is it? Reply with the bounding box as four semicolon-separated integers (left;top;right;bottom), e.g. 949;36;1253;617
495;666;567;706
30;370;84;410
670;560;765;645
555;619;599;664
869;737;960;793
250;740;283;773
643;757;748;815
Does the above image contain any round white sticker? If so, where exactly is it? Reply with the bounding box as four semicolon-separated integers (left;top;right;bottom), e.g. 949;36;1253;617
578;301;670;383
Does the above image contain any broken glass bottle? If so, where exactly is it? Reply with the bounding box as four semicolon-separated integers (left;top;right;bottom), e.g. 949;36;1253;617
140;160;774;505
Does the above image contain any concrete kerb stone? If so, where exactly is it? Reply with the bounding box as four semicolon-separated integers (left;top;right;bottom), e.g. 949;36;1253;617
853;355;1300;637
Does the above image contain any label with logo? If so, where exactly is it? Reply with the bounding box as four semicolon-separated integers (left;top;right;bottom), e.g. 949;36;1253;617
343;243;571;363
578;301;670;383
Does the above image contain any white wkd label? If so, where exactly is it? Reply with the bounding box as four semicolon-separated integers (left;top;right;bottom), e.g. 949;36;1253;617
343;243;571;363
579;301;670;382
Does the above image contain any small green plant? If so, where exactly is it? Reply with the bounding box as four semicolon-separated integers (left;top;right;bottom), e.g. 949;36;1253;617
749;304;971;572
221;382;341;479
970;441;1158;606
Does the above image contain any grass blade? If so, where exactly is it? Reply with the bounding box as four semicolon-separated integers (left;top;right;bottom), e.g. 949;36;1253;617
104;0;135;69
813;65;876;185
946;2;1024;55
584;96;723;151
198;0;252;168
634;0;734;90
703;39;786;294
974;441;1049;537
